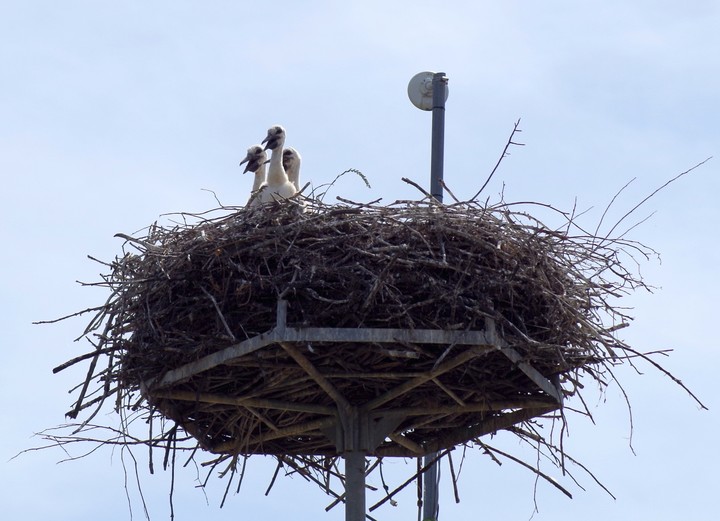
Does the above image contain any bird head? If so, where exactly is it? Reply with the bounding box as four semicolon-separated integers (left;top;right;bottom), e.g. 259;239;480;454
282;147;301;171
262;125;286;151
238;145;268;174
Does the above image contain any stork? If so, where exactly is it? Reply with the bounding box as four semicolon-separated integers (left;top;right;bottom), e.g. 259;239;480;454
238;145;268;206
282;147;302;192
259;125;297;203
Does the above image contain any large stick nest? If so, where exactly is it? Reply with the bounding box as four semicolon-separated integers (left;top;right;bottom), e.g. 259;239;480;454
48;190;698;512
117;199;628;366
62;195;647;456
36;130;709;515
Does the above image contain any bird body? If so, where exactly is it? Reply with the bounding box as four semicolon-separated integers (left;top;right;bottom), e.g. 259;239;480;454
282;147;302;191
259;125;297;203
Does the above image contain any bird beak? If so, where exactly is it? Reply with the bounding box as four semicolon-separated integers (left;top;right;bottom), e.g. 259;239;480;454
239;156;268;174
262;134;279;151
239;157;250;173
239;155;256;174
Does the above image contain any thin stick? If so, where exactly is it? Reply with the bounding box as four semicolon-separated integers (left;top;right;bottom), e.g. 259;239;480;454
603;157;712;241
470;118;524;201
483;444;573;499
199;286;236;341
265;459;283;496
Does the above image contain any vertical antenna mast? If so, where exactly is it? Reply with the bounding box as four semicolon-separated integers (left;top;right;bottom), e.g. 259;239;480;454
408;70;449;521
430;72;448;202
407;71;449;203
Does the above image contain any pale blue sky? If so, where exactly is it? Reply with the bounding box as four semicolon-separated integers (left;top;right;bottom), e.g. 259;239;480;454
1;1;718;520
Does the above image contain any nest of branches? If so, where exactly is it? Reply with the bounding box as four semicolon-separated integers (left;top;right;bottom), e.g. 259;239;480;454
63;194;645;440
48;189;688;510
34;115;709;515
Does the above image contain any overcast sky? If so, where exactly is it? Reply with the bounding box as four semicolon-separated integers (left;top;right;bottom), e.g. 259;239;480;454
1;1;718;520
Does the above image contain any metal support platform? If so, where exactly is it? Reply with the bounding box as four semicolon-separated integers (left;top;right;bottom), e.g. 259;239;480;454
143;300;564;520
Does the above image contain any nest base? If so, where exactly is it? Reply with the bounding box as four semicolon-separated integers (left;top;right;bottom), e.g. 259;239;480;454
145;300;562;457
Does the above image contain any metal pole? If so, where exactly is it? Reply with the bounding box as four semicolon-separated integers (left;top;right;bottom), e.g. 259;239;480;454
422;453;439;521
430;72;448;203
423;72;447;521
345;450;366;521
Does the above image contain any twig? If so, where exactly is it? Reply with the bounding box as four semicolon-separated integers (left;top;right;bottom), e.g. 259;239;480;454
199;286;236;341
602;157;712;242
470;118;524;201
482;444;573;499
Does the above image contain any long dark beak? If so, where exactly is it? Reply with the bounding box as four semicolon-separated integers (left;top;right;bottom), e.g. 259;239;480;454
239;154;256;173
262;134;279;151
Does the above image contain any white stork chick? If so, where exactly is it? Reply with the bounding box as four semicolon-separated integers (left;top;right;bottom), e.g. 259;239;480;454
259;125;297;203
282;147;302;191
238;145;268;206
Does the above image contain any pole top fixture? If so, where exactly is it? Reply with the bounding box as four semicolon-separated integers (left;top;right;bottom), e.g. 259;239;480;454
408;71;449;111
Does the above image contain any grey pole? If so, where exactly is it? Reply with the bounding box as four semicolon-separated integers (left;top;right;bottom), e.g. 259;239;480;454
429;72;448;203
408;70;448;521
422;453;439;521
344;450;366;521
423;71;447;521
